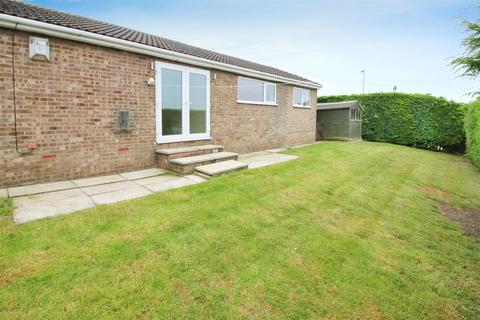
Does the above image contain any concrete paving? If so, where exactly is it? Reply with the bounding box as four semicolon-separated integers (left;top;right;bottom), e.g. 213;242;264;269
8;180;77;197
289;142;316;149
240;151;273;158
265;147;288;153
80;181;142;196
10;147;299;223
90;184;152;205
134;174;180;186
183;174;207;184
72;174;126;187
119;168;167;180
238;152;298;169
13;189;95;224
143;176;200;192
0;189;8;198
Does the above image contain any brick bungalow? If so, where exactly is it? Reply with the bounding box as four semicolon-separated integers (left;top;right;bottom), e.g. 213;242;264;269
0;0;321;188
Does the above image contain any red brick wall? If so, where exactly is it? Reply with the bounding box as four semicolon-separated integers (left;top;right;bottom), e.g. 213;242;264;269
285;89;317;146
0;28;316;187
209;71;289;152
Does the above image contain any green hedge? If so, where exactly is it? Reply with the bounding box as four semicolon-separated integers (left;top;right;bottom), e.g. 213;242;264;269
465;99;480;166
318;93;465;150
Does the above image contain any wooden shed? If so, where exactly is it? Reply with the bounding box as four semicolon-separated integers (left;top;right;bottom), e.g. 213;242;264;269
316;100;362;140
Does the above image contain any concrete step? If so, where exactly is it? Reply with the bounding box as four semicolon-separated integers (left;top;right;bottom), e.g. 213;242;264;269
194;160;248;178
167;151;239;174
156;144;223;156
169;151;238;165
156;144;224;169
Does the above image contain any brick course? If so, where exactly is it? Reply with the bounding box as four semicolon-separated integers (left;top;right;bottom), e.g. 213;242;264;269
0;28;316;187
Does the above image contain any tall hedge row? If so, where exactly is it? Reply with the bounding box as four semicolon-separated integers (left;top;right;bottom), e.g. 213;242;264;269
317;93;465;150
465;99;480;166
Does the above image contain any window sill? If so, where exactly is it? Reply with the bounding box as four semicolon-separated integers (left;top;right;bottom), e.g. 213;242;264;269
293;104;312;109
237;100;278;106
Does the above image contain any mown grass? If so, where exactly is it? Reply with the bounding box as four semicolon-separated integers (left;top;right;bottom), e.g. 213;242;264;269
1;141;479;319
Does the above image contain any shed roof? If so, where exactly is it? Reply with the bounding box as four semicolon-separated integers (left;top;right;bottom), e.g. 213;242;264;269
0;0;319;87
317;100;362;111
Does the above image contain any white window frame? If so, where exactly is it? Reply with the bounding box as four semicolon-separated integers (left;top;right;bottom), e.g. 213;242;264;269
293;87;312;108
155;61;211;143
237;76;277;106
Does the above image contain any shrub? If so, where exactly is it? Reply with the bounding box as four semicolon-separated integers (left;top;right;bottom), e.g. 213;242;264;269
318;93;465;150
465;99;480;166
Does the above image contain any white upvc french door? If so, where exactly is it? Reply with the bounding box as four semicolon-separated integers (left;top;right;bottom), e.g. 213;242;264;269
155;61;211;143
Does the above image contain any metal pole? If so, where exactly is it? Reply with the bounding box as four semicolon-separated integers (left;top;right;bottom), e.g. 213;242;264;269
360;70;365;94
363;71;365;94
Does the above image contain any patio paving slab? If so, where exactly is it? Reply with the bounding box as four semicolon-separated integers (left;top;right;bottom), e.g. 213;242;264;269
143;176;198;192
266;147;288;153
184;174;207;183
72;174;126;187
238;151;273;160
8;180;76;197
120;168;167;180
81;181;141;196
90;185;152;205
0;189;7;198
238;153;298;169
13;189;95;223
290;142;315;149
134;174;180;186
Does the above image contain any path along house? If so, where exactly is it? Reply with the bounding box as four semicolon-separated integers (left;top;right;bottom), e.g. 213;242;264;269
0;0;321;188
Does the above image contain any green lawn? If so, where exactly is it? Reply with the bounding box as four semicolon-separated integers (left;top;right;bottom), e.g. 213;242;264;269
1;141;480;319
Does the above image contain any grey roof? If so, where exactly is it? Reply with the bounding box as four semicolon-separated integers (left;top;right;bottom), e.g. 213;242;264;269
317;100;362;110
0;0;318;86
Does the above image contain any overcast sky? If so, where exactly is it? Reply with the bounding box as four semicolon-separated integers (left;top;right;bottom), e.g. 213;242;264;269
31;0;479;102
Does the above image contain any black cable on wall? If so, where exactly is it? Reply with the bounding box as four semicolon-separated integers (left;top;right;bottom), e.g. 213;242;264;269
12;23;33;155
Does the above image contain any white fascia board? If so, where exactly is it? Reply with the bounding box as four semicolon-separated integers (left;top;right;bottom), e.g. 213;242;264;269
0;13;322;89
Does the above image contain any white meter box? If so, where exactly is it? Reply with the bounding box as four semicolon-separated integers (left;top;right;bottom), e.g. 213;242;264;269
29;37;50;60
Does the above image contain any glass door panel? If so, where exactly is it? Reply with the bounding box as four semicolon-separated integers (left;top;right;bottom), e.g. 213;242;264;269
161;68;182;136
189;72;207;134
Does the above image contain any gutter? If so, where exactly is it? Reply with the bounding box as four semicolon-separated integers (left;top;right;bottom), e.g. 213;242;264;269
0;13;322;89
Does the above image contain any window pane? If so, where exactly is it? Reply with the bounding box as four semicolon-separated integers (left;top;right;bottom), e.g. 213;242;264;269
265;83;276;102
294;88;302;105
161;68;182;135
189;73;207;134
119;110;129;130
238;77;264;102
302;89;310;106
